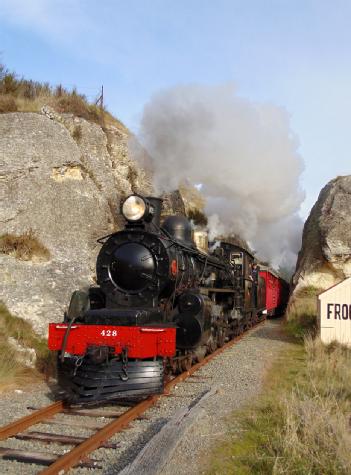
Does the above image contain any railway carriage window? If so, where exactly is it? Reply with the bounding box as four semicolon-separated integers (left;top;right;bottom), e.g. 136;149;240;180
230;252;243;273
230;252;243;266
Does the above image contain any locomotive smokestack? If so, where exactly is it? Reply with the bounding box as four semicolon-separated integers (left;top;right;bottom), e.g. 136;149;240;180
147;196;162;228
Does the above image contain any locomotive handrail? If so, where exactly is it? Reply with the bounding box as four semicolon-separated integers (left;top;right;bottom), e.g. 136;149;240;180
55;324;79;329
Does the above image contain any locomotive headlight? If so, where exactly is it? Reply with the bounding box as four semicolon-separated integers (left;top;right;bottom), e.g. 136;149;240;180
122;195;147;221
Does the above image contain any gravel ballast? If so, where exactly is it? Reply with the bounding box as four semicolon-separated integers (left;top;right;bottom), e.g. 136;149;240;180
0;319;290;474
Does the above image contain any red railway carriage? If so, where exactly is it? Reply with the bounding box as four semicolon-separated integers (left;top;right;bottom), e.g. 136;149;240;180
259;267;289;317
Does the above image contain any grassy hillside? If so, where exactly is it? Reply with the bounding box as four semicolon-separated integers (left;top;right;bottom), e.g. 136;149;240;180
0;62;128;132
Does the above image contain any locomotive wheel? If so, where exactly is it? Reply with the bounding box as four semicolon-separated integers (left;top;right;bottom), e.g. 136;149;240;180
207;336;217;354
169;358;179;375
181;356;192;372
217;328;226;347
194;346;207;363
232;322;240;336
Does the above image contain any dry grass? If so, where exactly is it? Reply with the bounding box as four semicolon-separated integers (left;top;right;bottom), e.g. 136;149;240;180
285;285;321;338
11;94;51;112
207;333;351;475
0;62;129;132
0;230;50;262
0;345;37;392
0;303;56;392
72;124;83;142
55;94;101;122
274;337;351;474
0;94;17;113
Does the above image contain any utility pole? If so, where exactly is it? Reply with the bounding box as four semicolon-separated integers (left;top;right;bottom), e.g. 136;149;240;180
95;85;105;127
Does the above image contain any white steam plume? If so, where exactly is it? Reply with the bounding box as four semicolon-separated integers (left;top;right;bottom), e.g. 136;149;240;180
138;84;305;272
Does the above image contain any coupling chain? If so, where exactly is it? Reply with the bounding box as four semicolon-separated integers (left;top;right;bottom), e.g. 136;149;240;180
120;347;129;381
73;355;84;376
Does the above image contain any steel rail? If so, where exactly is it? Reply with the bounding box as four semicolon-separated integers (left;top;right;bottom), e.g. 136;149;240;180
0;319;265;474
0;401;64;440
39;320;265;474
39;395;160;475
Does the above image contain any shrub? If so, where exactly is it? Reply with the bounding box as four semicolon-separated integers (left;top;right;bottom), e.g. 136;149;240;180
21;80;36;100
0;230;50;262
285;285;321;339
0;94;18;113
54;84;66;97
0;73;18;95
72;124;83;142
188;208;208;226
55;93;101;123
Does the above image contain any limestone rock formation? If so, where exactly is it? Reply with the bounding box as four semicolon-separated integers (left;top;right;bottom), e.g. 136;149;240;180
292;175;351;294
161;190;187;217
161;185;206;219
0;109;152;334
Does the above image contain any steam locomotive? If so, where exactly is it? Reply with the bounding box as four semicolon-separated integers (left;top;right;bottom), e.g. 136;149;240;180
48;194;274;404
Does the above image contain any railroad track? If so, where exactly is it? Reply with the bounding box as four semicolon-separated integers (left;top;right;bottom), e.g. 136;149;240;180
0;321;264;474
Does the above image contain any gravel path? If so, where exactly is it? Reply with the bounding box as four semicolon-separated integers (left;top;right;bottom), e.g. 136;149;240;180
161;318;290;475
0;319;290;474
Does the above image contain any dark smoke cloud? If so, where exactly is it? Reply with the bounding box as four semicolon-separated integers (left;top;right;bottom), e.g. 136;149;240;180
138;83;305;272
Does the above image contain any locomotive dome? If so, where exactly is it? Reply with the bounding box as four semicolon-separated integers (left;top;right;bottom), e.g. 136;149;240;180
162;215;193;244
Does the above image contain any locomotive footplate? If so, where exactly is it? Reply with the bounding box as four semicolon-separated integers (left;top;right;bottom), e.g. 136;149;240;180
57;356;164;404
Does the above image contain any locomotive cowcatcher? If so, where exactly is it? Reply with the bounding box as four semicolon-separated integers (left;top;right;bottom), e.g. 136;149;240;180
48;194;267;404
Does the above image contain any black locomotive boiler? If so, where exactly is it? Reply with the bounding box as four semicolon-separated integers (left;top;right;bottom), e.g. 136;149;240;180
48;194;266;404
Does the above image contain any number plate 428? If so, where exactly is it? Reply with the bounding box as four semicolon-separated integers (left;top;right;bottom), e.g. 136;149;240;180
100;329;117;337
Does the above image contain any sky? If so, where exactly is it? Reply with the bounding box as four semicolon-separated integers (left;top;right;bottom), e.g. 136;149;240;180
0;0;350;218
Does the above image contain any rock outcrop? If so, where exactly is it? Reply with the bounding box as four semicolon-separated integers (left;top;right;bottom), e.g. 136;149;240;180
292;175;351;294
0;109;152;334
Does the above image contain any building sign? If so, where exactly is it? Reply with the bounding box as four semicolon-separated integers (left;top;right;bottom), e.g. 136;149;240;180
318;278;351;346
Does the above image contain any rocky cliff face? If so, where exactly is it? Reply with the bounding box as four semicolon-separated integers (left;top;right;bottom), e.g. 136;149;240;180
0;108;152;334
292;175;351;294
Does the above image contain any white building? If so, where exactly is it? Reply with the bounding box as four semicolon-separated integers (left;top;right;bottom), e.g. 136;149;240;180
318;277;351;346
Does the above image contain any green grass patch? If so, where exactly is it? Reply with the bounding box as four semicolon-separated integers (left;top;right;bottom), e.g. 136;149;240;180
285;286;321;339
207;330;351;475
285;310;317;339
0;302;55;391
